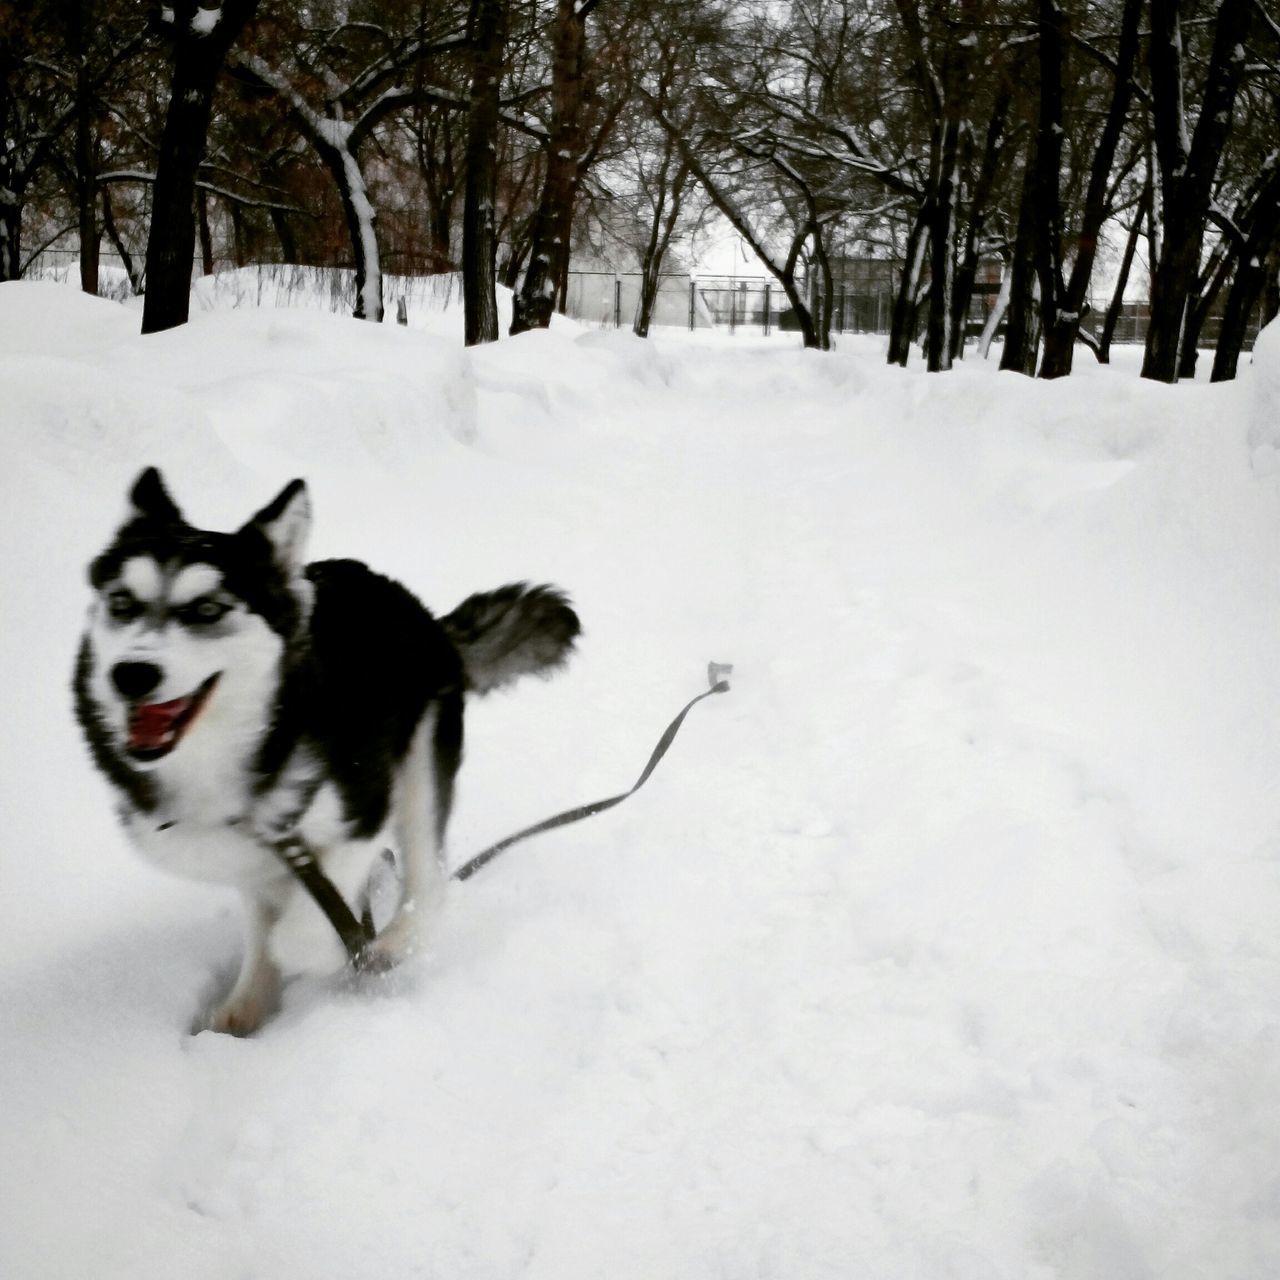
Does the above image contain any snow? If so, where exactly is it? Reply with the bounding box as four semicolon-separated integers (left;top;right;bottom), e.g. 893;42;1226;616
3;277;1280;1279
191;5;220;36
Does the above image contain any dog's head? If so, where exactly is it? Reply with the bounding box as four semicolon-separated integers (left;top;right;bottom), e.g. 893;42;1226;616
80;468;311;767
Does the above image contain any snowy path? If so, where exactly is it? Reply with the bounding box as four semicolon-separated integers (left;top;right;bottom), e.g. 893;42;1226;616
2;283;1279;1278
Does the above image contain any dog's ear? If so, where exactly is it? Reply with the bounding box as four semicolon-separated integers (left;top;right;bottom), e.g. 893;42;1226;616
128;466;183;524
244;478;310;573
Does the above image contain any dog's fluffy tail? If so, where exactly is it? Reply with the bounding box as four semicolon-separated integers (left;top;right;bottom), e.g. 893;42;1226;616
441;583;580;695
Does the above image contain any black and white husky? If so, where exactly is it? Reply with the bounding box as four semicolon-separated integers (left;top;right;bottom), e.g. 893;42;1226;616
74;467;579;1034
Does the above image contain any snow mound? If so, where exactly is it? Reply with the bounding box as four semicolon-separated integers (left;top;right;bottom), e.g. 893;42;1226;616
1248;317;1280;474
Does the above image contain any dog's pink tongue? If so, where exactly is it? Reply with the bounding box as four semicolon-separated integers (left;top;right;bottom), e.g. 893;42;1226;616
128;696;190;751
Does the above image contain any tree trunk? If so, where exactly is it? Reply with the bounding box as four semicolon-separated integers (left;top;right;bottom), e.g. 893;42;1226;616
1142;0;1252;381
921;7;979;373
101;187;140;293
951;88;1012;361
977;262;1011;359
1098;184;1149;363
462;0;507;346
1179;242;1235;378
269;206;298;264
196;186;215;275
1211;262;1266;383
1265;246;1280;327
808;226;835;351
501;240;526;292
1040;0;1141;377
924;116;960;371
1031;0;1070;379
634;154;688;339
1185;156;1280;376
0;199;20;281
142;2;258;334
511;0;587;335
1211;183;1280;381
415;106;458;269
0;59;17;282
73;26;100;296
888;206;929;366
317;138;383;321
1000;150;1040;376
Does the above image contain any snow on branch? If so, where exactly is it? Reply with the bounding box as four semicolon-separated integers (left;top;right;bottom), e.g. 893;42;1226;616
191;5;220;37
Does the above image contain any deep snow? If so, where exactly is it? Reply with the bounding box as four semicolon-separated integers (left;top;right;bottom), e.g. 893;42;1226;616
2;276;1279;1279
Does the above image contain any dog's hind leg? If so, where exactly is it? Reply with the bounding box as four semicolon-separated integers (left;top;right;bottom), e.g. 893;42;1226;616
203;889;284;1036
364;694;463;967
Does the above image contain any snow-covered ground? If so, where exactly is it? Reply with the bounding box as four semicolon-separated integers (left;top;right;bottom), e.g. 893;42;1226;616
2;276;1279;1279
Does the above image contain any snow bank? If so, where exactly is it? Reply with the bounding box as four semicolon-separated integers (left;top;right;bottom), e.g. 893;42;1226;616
1249;318;1280;474
2;279;1279;1279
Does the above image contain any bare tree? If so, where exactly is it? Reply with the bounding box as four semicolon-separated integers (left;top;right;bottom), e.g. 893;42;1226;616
1141;0;1254;381
141;0;260;334
230;4;472;321
1038;0;1143;377
511;0;631;334
462;0;508;344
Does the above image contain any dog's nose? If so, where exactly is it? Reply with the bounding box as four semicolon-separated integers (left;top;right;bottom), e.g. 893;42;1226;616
111;661;163;700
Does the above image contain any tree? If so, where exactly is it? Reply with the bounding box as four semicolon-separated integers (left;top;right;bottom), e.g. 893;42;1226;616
462;0;507;344
141;0;261;334
231;4;472;321
1141;0;1254;381
1;3;81;282
511;0;630;334
1038;0;1143;378
588;0;706;337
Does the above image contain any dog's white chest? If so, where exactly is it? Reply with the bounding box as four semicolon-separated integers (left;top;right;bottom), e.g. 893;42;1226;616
126;812;282;886
124;775;355;888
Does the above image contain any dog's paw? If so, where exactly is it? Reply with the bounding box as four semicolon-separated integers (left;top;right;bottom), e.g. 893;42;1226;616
195;967;281;1037
201;995;272;1037
357;910;419;973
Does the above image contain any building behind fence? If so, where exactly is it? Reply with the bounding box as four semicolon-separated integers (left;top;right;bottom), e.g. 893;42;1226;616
22;247;1265;350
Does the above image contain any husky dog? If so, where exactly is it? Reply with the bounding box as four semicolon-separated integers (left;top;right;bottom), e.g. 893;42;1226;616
74;468;579;1035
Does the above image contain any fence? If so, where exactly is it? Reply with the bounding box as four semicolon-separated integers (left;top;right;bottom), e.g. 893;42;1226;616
564;272;1266;351
563;271;900;336
20;249;1265;350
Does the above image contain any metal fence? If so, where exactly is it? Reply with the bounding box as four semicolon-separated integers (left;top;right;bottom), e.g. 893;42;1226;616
564;272;1267;350
563;271;900;336
20;250;1265;349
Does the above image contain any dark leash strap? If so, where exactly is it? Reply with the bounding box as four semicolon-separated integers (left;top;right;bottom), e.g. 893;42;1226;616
451;662;733;882
271;662;732;961
272;832;377;968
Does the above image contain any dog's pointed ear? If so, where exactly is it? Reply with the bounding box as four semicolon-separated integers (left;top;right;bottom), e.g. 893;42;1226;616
128;466;183;524
244;478;310;572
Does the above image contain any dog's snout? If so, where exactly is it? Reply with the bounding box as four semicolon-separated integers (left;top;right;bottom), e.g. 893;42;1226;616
111;661;163;701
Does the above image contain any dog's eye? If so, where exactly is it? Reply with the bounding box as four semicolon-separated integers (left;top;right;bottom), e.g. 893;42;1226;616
106;590;141;621
179;597;231;626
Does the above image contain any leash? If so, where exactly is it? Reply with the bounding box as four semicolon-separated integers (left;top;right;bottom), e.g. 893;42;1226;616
271;662;732;964
273;831;377;968
451;661;733;882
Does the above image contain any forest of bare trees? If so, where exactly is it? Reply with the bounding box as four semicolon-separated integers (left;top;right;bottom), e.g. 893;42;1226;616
1;0;1277;379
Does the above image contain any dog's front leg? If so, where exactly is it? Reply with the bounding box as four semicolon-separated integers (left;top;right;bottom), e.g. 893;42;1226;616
202;889;284;1036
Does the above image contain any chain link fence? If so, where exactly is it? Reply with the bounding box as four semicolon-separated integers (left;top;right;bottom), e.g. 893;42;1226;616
564;271;901;336
21;249;1265;349
565;272;1266;351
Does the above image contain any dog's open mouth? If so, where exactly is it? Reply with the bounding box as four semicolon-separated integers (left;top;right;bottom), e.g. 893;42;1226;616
126;674;220;761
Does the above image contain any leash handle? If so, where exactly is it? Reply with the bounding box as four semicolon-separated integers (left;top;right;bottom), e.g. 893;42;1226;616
452;662;733;883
